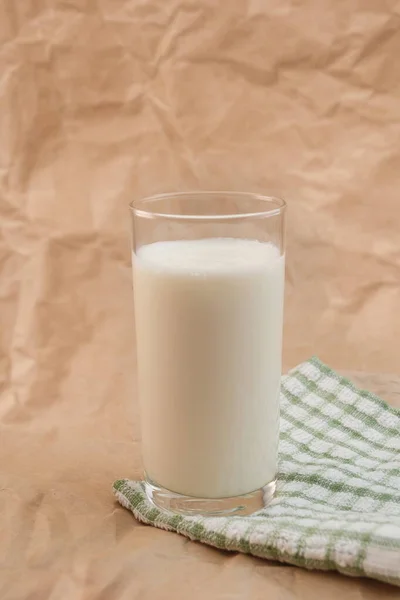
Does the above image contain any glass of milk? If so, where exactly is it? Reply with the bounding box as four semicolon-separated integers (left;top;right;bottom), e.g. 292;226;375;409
130;192;286;516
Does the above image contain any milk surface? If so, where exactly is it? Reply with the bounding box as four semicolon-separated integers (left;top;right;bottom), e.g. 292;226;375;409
133;238;285;498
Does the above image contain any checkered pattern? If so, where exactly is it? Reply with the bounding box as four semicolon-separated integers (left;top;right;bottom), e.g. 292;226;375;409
113;358;400;586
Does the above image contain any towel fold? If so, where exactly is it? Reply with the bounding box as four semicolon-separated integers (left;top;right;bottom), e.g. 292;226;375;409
114;358;400;586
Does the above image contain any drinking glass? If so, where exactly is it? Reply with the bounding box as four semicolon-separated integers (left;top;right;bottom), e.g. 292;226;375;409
130;191;286;516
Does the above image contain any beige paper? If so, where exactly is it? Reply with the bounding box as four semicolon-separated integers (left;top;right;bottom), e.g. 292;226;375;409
1;1;400;597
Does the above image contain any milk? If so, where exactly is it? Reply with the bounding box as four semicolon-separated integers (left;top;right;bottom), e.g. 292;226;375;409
133;238;285;499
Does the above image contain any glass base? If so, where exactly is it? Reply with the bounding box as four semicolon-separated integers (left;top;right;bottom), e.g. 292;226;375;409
144;476;276;516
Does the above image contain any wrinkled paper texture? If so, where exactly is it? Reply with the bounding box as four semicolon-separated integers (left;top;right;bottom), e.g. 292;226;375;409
1;1;400;598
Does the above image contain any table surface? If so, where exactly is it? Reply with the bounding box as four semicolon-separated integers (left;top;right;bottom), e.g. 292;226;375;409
1;371;399;600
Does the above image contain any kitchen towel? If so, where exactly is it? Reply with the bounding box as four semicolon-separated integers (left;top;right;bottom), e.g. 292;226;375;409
114;358;400;585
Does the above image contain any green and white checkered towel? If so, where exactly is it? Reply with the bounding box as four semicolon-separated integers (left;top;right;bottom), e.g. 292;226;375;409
113;358;400;586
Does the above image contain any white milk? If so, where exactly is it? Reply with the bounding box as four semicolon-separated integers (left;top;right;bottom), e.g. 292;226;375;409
133;238;285;498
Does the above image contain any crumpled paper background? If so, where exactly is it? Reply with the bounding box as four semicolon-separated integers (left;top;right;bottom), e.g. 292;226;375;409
1;1;400;598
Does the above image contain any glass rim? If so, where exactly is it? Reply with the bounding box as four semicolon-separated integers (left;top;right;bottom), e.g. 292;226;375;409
129;191;286;221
